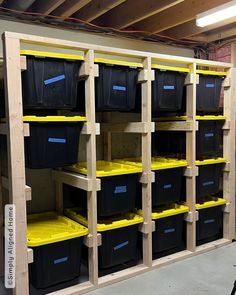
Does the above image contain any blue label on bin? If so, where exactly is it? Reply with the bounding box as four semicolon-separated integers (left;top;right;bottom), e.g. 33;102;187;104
202;180;214;186
163;85;175;90
206;83;215;88
48;137;66;143
204;132;214;138
204;219;215;224
113;241;129;251
44;74;65;85
164;228;176;234
163;184;172;189
114;186;127;194
54;257;68;264
113;85;126;91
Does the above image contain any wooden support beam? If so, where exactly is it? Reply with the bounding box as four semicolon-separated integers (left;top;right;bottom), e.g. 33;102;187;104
81;122;100;135
48;281;95;295
29;0;66;14
94;0;183;29
155;121;198;131
51;0;92;18
52;170;101;192
131;0;230;33
223;68;236;240
0;56;26;80
1;177;32;201
164;17;236;40
0;123;29;136
101;122;154;133
207;27;236;42
2;33;29;295
84;233;102;247
27;248;33;264
74;0;126;22
139;221;155;234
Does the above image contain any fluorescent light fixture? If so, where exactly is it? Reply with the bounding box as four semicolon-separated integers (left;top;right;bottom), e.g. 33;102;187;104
196;0;236;27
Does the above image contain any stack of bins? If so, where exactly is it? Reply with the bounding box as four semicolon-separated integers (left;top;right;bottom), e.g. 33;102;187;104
76;58;142;112
65;161;143;274
5;51;86;169
65;208;143;275
27;212;88;289
114;157;188;257
196;198;226;245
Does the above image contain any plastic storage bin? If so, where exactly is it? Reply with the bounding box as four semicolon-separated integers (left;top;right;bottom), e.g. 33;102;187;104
196;158;225;200
114;157;187;207
21;50;82;109
196;71;225;113
196;198;226;245
27;212;88;289
152;65;187;114
24;116;86;169
65;208;143;270
153;116;224;159
66;161;142;217
77;58;141;112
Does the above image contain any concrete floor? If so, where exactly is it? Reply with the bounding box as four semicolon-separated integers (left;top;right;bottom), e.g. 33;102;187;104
1;242;236;295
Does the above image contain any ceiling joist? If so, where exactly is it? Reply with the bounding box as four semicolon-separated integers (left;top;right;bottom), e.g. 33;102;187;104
207;27;236;43
51;0;92;18
74;0;126;22
29;0;66;14
130;0;231;33
94;0;183;29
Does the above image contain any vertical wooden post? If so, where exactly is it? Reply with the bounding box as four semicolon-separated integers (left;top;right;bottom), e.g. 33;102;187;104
2;34;29;295
185;63;198;252
141;57;152;267
84;50;98;286
223;68;236;240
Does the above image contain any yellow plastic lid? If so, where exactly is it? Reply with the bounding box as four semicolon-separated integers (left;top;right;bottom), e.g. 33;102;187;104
196;69;227;76
20;50;84;61
114;157;187;170
196;158;226;166
65;208;143;232
94;58;143;68
196;197;226;210
152;64;190;73
66;160;142;177
156;115;226;121
27;211;88;247
137;204;189;220
23;116;87;122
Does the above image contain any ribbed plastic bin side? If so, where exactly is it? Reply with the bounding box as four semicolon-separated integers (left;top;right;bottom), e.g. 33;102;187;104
24;119;84;169
27;212;88;289
196;198;225;245
152;69;186;114
196;74;224;112
196;163;223;199
76;60;140;112
21;52;81;109
65;208;143;270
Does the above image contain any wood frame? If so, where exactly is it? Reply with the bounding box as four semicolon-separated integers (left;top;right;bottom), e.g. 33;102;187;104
0;31;234;295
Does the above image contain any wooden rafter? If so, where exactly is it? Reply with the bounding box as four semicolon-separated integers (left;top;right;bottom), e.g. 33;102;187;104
51;0;92;18
94;0;183;29
29;0;66;14
74;0;126;22
130;0;231;33
164;17;236;40
207;26;236;42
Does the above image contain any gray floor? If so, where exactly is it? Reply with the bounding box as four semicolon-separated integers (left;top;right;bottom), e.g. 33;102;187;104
1;243;236;295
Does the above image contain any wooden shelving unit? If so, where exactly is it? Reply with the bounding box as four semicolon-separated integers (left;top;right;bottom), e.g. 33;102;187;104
0;31;235;295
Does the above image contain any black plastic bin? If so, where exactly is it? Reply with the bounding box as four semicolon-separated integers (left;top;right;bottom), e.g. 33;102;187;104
66;161;141;217
196;198;225;245
21;50;81;110
24;117;84;169
153;119;223;159
65;208;143;270
0;81;5;118
196;161;224;200
152;68;186;114
197;74;224;113
77;59;140;112
27;212;88;289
